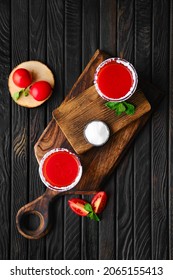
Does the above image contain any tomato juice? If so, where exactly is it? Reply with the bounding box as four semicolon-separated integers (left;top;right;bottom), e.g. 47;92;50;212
94;58;138;102
39;148;82;191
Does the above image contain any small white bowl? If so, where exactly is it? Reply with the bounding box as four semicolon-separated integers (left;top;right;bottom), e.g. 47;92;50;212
84;120;110;146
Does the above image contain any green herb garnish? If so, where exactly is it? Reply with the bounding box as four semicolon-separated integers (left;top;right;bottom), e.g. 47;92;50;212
84;203;100;222
105;101;135;116
12;89;25;101
12;88;29;101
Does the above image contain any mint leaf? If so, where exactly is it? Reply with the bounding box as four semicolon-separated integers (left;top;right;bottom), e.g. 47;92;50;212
87;212;100;222
105;100;135;116
12;90;23;101
12;89;28;101
12;92;20;100
87;212;94;219
93;213;100;222
123;102;135;115
24;89;29;96
85;203;100;222
105;101;126;115
84;203;93;212
105;101;119;110
116;102;126;115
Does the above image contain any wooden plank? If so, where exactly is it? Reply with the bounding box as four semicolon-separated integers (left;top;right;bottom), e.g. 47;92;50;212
64;0;82;95
99;0;117;260
53;86;151;154
10;0;29;260
116;0;135;260
82;0;100;260
152;0;169;259
46;0;64;260
100;0;117;56
0;0;11;260
63;0;82;260
134;0;152;260
46;0;64;118
82;0;100;68
28;0;46;260
82;194;99;259
169;0;173;260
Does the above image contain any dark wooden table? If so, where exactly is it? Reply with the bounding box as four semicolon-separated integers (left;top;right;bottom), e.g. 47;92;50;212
0;0;172;260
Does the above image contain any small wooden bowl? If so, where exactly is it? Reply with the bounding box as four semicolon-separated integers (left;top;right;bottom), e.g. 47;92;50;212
8;61;55;108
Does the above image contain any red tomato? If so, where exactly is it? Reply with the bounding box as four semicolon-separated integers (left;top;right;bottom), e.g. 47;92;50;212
12;68;32;88
91;191;107;214
68;198;89;216
29;81;52;101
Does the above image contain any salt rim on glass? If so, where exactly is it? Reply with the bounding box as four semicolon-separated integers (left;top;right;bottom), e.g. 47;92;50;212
39;148;82;192
94;57;138;102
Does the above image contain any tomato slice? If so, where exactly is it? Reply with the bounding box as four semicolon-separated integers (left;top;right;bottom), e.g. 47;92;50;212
68;198;89;216
91;191;107;214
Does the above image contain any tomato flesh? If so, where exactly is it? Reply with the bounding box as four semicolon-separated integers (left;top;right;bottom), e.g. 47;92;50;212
68;198;89;216
13;68;32;88
91;191;107;214
30;81;52;101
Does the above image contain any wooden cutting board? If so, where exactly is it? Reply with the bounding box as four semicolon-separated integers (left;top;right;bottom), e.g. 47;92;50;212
16;50;165;240
53;85;151;154
34;49;165;191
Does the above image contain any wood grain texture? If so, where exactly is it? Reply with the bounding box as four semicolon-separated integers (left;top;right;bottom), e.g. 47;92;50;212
58;0;83;260
82;0;100;67
116;0;135;260
169;0;173;260
28;0;47;260
99;0;117;260
0;0;10;260
11;0;29;260
46;0;64;117
82;194;98;260
16;188;58;239
63;0;82;260
134;0;152;260
54;86;151;154
82;0;101;259
152;0;169;259
46;0;64;260
64;0;82;95
100;0;117;56
0;0;172;260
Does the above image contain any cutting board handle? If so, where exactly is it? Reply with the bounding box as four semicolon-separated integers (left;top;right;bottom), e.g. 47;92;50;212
16;188;59;239
16;188;97;239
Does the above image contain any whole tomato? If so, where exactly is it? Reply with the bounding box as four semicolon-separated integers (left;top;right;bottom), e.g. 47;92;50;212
12;68;32;88
30;81;52;101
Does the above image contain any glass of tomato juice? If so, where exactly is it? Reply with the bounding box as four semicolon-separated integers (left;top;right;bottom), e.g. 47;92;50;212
39;148;82;191
94;57;138;102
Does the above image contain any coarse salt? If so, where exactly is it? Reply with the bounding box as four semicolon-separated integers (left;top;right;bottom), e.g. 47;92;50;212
84;120;110;146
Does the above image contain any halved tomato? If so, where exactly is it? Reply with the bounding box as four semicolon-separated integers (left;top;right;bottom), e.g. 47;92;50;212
91;191;107;214
68;198;89;216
